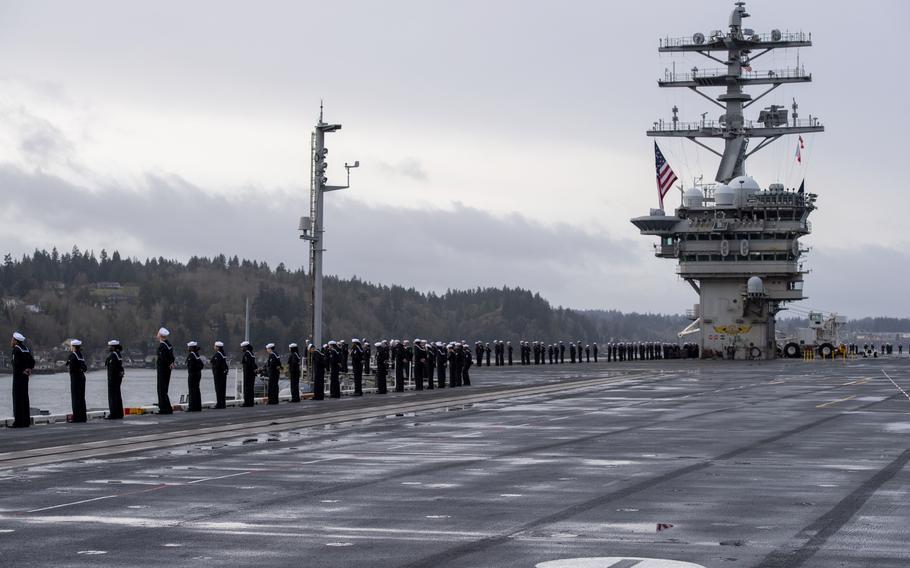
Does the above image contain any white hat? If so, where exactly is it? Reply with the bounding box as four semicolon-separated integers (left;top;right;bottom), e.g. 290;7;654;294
352;338;361;343
214;341;224;347
328;340;337;345
289;342;298;348
266;342;275;349
187;341;197;347
158;327;170;337
70;339;82;346
240;340;250;347
12;332;25;342
108;339;120;346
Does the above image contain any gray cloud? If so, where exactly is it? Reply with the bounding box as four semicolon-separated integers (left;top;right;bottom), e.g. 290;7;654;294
800;246;910;319
374;158;429;182
0;164;657;310
2;106;75;168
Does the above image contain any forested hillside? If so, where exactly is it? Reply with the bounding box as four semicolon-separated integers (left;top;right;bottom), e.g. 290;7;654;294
0;247;687;353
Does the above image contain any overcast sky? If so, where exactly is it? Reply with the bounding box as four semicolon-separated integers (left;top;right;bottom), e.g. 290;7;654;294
0;0;906;318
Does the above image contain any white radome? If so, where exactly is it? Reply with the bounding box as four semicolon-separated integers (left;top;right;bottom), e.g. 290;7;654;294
730;175;761;192
683;186;704;208
714;184;735;207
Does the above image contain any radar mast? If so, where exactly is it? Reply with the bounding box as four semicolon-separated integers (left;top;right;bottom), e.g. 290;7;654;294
649;1;823;183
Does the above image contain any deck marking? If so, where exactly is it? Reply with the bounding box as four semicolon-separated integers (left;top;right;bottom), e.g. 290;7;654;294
816;395;856;409
536;559;705;568
880;370;910;401
186;471;250;484
27;471;249;513
27;494;120;513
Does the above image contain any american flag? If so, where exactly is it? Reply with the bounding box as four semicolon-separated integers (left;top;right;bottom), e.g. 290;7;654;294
654;142;678;208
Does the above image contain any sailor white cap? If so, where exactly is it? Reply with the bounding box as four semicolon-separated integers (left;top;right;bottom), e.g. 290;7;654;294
289;342;298;348
240;340;250;347
187;341;197;347
158;327;170;337
266;342;275;349
12;332;25;342
214;341;224;347
108;339;120;346
352;338;361;343
70;339;82;346
328;340;337;345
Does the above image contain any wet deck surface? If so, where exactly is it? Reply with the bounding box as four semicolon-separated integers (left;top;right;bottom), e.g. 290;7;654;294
1;359;908;567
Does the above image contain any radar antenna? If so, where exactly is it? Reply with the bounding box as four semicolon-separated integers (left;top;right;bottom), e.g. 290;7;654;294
652;1;823;183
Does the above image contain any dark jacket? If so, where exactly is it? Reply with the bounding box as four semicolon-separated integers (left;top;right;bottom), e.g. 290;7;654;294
157;340;175;370
186;351;205;379
242;349;258;376
288;351;302;379
105;349;124;377
12;344;35;376
211;350;229;377
67;351;87;375
267;352;282;377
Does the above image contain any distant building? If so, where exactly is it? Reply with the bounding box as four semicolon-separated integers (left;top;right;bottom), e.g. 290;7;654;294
94;281;122;290
0;298;39;313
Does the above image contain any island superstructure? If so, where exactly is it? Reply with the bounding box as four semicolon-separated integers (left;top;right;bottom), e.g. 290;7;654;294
631;1;824;360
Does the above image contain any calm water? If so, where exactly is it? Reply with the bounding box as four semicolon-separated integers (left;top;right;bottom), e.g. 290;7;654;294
0;367;256;416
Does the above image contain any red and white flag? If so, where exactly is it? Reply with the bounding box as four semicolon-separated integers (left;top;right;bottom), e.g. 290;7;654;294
654;142;678;209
